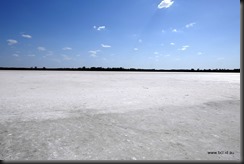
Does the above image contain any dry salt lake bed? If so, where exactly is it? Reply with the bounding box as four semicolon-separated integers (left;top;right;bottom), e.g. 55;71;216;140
0;71;241;160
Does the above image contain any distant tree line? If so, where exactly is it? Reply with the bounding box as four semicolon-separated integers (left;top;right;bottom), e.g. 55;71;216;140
0;66;240;73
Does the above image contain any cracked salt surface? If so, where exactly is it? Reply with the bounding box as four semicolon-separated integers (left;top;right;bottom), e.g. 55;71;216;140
0;71;240;160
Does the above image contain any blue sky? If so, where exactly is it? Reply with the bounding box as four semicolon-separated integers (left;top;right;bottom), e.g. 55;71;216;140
0;0;240;69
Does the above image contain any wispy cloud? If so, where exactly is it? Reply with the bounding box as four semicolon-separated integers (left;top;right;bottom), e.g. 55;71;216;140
197;52;203;55
185;22;196;28
102;57;107;61
7;39;18;45
13;54;19;57
101;44;111;48
178;45;190;51
89;50;98;54
158;0;174;9
94;25;106;31
138;39;142;43
89;53;97;57
21;34;32;39
134;48;138;51
62;54;72;60
98;26;105;31
28;54;35;57
42;51;53;58
89;50;100;57
62;47;72;50
37;46;46;51
154;52;159;55
172;29;178;32
149;55;160;62
217;57;225;60
170;42;175;45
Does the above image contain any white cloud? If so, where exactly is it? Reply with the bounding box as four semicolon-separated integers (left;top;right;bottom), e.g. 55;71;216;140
161;29;166;33
185;22;196;28
164;54;171;57
94;25;106;31
46;51;54;56
98;26;105;31
172;29;178;32
138;39;142;43
7;39;18;45
89;50;100;57
22;34;32;38
90;54;97;57
154;52;159;55
197;52;203;55
170;42;175;45
158;0;174;9
13;54;19;57
37;46;46;51
178;45;190;51
134;48;138;51
89;50;98;54
62;47;72;50
101;44;111;48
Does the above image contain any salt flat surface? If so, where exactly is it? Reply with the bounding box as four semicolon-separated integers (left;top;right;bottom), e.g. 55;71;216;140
0;71;240;160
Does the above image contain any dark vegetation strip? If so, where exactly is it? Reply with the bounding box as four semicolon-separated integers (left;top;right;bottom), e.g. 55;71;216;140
0;67;240;73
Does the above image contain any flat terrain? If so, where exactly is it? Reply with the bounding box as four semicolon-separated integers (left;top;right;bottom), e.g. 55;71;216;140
0;71;240;160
